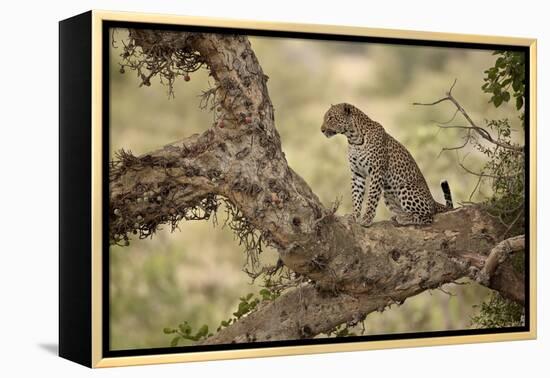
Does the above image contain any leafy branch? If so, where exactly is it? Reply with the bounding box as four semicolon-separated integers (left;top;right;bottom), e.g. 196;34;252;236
482;51;526;113
163;322;213;346
164;287;280;347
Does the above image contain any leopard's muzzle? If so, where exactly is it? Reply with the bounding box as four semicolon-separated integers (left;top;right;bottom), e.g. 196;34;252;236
321;124;337;138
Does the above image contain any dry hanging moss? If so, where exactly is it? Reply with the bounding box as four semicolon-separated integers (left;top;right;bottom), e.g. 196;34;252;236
110;150;269;278
110;188;220;247
221;199;265;272
115;28;205;97
109;149;219;246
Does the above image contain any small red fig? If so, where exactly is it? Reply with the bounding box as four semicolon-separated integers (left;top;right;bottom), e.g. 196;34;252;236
218;120;225;128
245;116;252;124
184;74;191;82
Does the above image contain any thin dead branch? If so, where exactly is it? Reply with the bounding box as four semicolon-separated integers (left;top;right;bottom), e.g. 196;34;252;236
413;79;523;153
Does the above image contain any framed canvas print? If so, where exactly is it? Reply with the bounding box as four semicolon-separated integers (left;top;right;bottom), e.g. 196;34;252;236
59;10;537;368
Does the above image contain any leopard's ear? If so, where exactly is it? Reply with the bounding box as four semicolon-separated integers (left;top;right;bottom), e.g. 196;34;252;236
343;103;352;116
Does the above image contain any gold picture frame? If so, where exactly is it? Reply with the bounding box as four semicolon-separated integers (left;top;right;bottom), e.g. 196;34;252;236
59;10;537;368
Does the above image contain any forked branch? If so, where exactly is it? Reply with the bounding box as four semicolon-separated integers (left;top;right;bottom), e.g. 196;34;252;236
413;79;524;153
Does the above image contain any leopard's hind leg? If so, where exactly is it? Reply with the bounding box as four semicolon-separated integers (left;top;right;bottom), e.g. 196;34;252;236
383;190;404;215
389;186;434;226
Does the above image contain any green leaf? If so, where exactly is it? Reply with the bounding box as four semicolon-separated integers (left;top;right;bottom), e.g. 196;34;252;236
512;78;521;92
170;336;181;347
493;95;503;107
184;335;199;342
179;322;192;335
163;327;175;334
502;91;511;102
196;324;209;338
516;96;524;110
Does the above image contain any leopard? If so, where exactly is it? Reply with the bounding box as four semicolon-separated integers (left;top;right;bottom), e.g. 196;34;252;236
320;103;453;227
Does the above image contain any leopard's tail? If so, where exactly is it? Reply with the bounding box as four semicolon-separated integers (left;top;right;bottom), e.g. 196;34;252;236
435;180;453;213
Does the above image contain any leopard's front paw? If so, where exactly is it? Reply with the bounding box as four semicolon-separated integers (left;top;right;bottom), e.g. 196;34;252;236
359;217;374;228
343;213;358;223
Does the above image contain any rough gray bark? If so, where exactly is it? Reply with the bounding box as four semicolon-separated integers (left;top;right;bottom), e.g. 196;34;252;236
110;29;526;345
197;232;525;345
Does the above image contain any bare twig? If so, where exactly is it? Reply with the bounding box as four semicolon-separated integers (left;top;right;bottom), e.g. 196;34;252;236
502;208;525;239
413;80;523;153
458;161;521;180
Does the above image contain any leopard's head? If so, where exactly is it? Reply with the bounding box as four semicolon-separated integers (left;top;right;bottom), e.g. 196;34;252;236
321;103;355;138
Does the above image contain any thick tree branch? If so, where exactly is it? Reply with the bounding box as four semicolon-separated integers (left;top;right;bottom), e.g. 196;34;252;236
474;235;525;297
110;30;526;345
197;230;526;345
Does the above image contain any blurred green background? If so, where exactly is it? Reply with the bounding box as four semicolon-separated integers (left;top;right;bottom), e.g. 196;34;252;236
109;29;521;350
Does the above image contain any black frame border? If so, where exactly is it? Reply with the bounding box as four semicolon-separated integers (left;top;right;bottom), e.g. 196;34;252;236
59;11;93;367
101;20;531;359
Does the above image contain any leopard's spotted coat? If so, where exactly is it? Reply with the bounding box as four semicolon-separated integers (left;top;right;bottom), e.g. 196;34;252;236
321;103;453;226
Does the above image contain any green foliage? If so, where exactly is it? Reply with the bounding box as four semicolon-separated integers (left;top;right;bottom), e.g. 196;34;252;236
470;50;526;329
482;51;526;113
467;50;526;234
219;286;279;329
163;322;213;346
471;293;524;328
323;323;361;338
233;293;260;319
165;287;280;346
475;118;525;232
